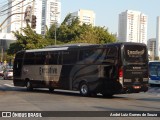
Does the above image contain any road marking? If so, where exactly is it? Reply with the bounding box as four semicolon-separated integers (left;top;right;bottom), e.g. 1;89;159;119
4;84;15;88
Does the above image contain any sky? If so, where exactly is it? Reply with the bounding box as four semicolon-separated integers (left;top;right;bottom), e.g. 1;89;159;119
61;0;160;39
0;0;160;39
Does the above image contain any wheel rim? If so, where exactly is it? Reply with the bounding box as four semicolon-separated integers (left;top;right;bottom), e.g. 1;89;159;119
81;84;88;95
27;81;30;88
26;81;32;90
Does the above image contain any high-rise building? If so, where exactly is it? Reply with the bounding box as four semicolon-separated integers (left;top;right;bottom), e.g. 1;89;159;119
41;0;61;34
68;9;95;26
7;0;61;34
118;10;147;44
156;16;160;57
147;38;156;59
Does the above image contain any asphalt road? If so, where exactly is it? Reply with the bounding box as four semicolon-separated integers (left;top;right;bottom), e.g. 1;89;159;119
0;78;160;120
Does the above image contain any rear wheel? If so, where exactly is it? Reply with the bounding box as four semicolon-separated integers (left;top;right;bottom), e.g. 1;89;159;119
79;82;90;96
26;81;33;91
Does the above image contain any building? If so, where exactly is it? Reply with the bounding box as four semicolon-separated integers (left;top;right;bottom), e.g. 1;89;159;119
41;0;61;34
68;9;95;26
147;38;156;59
118;10;147;44
156;16;160;57
0;33;16;51
7;0;61;34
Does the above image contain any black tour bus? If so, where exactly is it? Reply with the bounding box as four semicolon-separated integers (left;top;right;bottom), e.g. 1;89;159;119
13;42;149;97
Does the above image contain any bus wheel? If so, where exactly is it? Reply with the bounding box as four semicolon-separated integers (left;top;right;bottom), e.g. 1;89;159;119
26;81;33;91
79;82;90;97
49;87;54;93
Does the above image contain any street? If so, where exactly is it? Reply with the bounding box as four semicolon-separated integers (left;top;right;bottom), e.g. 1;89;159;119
0;78;160;120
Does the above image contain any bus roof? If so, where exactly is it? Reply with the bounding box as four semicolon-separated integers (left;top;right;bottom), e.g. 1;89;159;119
18;42;147;53
26;47;69;52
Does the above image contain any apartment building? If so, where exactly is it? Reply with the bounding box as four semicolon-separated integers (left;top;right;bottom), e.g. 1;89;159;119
7;0;61;34
147;38;156;58
156;16;160;57
118;10;147;44
69;9;95;26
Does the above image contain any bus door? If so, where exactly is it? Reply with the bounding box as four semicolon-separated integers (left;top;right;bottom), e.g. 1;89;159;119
122;44;148;92
13;51;25;85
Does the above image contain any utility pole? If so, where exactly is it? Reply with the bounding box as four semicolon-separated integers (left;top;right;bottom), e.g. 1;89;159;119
32;0;35;15
55;14;57;45
54;12;59;45
152;41;155;60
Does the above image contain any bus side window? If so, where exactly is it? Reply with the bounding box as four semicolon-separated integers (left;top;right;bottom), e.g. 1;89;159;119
24;52;35;65
104;47;118;78
62;51;78;64
35;52;46;65
105;47;118;63
48;52;59;64
79;49;95;63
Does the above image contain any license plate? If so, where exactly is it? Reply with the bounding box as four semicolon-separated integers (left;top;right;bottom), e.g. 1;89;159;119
133;86;141;89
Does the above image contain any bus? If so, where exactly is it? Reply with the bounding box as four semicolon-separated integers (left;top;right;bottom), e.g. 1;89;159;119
13;42;149;97
149;61;160;86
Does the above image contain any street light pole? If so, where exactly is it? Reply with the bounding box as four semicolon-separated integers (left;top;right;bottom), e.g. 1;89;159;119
55;20;57;45
54;12;59;45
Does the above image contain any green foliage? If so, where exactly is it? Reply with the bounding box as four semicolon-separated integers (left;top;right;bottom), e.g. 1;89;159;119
7;14;117;56
7;24;50;55
47;13;116;44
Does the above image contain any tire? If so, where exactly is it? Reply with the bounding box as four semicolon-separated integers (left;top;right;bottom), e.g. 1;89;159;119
49;87;54;93
26;81;33;91
79;82;90;96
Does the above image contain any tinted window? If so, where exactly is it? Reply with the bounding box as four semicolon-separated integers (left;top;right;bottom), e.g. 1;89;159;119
35;52;46;65
24;52;35;65
14;51;24;76
48;51;59;64
149;62;160;76
79;49;95;61
104;47;118;64
62;51;78;64
124;45;147;63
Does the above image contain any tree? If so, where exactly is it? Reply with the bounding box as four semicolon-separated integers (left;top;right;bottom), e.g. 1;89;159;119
7;24;50;55
47;14;116;44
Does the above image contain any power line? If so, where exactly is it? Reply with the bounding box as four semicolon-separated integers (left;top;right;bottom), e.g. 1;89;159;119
1;0;26;13
0;0;33;16
0;0;17;11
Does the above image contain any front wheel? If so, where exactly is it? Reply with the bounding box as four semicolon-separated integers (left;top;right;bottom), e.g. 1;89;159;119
26;81;33;91
79;82;90;96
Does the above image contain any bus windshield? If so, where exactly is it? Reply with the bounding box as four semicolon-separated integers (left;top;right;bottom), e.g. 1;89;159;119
123;45;147;64
149;62;160;77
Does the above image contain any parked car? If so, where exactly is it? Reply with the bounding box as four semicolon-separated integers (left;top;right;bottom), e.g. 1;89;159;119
3;69;13;80
0;67;4;77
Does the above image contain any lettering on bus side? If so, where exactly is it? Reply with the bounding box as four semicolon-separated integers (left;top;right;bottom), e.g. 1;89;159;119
39;66;57;75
